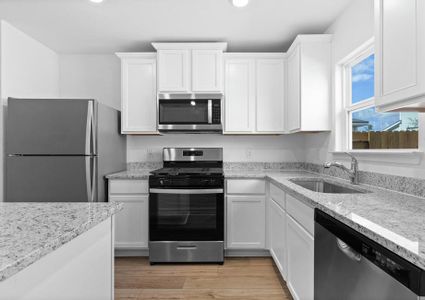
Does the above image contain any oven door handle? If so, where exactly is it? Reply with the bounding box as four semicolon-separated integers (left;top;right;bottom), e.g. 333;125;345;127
149;188;223;194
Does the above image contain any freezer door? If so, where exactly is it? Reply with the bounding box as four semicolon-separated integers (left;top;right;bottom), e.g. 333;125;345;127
6;156;97;202
6;98;96;155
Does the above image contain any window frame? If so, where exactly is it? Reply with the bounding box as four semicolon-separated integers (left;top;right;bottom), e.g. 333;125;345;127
342;45;419;151
343;45;375;150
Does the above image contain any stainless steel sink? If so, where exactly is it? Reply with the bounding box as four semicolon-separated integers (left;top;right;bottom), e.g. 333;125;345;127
289;179;368;194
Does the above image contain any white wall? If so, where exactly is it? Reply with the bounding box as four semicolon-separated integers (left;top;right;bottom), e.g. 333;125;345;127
303;0;425;179
59;55;120;110
0;21;60;200
127;134;306;162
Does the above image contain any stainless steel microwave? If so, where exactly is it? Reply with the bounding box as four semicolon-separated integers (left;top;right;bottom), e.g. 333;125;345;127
158;93;223;133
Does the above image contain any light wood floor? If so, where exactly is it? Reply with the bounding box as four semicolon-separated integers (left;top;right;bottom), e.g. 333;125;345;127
115;257;293;300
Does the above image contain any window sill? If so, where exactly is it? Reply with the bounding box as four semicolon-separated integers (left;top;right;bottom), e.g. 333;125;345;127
332;149;423;155
330;150;423;164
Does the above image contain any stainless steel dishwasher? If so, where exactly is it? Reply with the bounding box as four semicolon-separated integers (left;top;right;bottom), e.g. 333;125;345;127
315;210;425;300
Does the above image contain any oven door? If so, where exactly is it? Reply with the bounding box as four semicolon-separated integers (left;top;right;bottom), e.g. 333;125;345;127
149;188;224;242
158;99;222;131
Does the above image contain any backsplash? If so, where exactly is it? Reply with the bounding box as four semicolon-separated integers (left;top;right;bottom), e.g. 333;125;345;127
127;162;163;170
127;161;425;198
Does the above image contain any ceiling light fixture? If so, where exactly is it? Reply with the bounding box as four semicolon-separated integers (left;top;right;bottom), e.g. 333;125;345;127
230;0;249;8
90;0;104;3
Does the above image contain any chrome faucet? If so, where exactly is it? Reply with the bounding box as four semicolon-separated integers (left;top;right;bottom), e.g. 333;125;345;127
324;152;359;185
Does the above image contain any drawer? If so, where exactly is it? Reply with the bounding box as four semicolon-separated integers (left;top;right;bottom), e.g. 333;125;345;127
109;180;149;195
226;179;266;195
269;183;285;209
286;194;314;236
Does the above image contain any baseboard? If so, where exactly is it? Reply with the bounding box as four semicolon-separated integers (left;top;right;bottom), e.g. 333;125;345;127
115;249;149;257
225;249;271;257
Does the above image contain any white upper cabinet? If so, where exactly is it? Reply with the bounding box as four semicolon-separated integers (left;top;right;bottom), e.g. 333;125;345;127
224;53;286;134
157;50;190;92
256;59;285;132
224;58;255;132
116;53;158;135
286;46;301;132
192;50;223;92
285;35;332;133
374;0;425;111
152;43;227;93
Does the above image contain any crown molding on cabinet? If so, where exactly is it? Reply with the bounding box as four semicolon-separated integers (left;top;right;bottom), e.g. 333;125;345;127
152;42;228;51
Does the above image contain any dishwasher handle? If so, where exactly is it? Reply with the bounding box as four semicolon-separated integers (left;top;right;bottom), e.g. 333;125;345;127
336;238;361;262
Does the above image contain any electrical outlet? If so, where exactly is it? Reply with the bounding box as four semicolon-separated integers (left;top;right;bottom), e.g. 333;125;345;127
146;148;154;160
245;149;252;160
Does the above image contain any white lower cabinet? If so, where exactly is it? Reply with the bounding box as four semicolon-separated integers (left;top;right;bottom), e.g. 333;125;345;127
108;180;149;250
110;195;149;249
267;183;315;300
269;198;287;279
226;195;266;249
226;179;266;249
286;214;314;300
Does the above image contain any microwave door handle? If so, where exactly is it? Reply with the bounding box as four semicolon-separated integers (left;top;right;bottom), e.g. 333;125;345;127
208;100;212;124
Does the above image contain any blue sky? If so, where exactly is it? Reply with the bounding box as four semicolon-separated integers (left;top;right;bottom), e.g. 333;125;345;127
351;54;374;104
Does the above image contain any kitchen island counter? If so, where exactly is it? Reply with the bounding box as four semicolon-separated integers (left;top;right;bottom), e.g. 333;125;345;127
0;202;122;299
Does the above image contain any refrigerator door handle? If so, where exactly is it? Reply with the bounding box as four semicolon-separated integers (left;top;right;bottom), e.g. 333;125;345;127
85;156;96;202
91;157;97;202
85;102;94;155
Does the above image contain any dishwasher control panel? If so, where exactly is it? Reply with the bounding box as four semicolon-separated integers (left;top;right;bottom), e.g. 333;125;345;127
361;244;404;280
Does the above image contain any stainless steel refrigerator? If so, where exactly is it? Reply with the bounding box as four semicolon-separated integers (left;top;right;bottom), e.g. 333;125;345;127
5;98;126;202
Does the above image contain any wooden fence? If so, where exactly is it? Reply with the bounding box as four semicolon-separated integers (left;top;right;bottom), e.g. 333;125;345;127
352;131;418;149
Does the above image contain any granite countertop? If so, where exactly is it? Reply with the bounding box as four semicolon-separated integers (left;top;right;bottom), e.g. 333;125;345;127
106;169;151;179
0;202;122;282
106;168;425;269
263;171;425;270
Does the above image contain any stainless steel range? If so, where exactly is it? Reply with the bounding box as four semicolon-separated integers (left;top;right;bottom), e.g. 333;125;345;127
148;148;224;264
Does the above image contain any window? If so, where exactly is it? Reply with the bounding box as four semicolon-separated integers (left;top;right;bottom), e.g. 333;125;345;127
344;49;419;150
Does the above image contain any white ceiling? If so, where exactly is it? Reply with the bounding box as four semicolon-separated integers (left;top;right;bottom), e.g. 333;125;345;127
0;0;352;54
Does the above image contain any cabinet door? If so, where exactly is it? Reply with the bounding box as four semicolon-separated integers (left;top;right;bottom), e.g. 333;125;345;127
256;59;285;133
224;59;255;133
110;195;149;249
158;50;190;92
226;195;265;249
286;46;301;132
375;0;425;109
121;58;157;133
192;50;223;92
269;199;287;279
287;215;314;300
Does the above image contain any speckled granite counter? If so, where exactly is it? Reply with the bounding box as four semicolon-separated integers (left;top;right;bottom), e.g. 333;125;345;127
264;171;425;270
106;168;425;269
106;169;151;180
0;202;122;282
